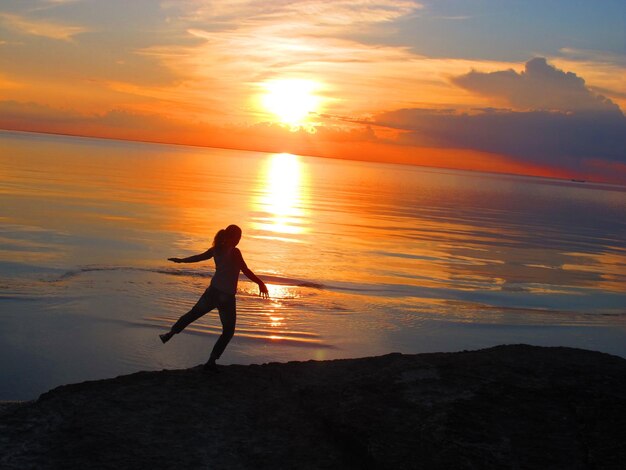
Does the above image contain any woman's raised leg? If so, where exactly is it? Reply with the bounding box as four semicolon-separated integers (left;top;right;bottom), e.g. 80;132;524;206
160;291;214;343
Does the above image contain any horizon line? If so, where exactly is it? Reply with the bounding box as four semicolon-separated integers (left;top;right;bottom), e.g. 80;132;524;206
2;127;623;189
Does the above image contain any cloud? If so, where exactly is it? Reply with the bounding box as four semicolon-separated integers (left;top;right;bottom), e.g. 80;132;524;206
549;49;626;111
174;0;423;31
0;100;190;139
141;0;494;124
0;99;375;150
452;57;622;114
0;12;88;40
122;1;430;126
372;58;626;175
375;107;626;164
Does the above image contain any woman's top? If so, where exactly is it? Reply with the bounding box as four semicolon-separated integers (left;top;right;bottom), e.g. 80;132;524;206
210;247;242;295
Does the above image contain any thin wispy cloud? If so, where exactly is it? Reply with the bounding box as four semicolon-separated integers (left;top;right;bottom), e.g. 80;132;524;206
0;12;88;41
30;0;84;10
176;0;423;30
139;0;504;123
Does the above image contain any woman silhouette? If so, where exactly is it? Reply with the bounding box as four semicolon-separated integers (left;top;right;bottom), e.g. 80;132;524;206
159;224;269;370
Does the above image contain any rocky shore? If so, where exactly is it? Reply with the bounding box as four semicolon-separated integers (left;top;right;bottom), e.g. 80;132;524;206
1;344;625;469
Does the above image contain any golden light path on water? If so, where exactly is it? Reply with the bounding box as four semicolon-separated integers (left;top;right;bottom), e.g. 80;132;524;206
253;153;309;239
247;153;335;351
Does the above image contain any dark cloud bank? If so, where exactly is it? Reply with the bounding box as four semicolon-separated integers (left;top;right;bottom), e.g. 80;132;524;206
376;58;626;170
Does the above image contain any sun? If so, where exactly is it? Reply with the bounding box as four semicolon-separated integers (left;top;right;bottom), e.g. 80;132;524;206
260;79;321;125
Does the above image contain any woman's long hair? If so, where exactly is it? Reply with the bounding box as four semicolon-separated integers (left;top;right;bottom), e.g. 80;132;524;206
212;225;242;254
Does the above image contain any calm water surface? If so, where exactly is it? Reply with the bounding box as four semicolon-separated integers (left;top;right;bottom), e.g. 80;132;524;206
1;130;625;399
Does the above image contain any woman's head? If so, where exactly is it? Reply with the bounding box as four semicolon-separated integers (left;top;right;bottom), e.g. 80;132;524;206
213;224;242;251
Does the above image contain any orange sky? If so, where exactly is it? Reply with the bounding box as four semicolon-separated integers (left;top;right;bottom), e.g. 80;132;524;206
1;1;625;183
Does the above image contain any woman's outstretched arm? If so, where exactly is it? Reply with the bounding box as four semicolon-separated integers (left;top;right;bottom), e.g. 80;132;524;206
236;249;269;298
169;248;214;264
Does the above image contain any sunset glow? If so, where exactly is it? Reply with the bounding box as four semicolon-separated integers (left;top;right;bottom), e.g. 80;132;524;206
0;1;624;183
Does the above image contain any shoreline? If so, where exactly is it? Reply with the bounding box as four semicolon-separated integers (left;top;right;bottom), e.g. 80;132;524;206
2;344;625;469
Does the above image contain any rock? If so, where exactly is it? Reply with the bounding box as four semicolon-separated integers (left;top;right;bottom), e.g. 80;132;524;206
1;345;625;469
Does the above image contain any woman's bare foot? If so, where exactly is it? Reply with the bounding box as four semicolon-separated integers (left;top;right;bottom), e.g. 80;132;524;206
203;358;219;372
159;332;173;344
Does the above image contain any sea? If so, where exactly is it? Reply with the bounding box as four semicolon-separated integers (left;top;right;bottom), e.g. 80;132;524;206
1;130;625;400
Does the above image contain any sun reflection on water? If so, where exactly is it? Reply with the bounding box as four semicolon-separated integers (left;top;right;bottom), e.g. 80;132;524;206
254;153;308;238
264;284;299;300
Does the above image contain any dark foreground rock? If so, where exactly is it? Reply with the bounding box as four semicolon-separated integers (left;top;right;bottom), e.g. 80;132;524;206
1;345;625;469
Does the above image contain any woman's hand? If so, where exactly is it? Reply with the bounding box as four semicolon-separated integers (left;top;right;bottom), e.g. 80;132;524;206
168;257;183;263
259;282;269;299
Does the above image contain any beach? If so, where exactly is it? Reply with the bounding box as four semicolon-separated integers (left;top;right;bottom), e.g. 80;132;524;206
2;344;625;469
